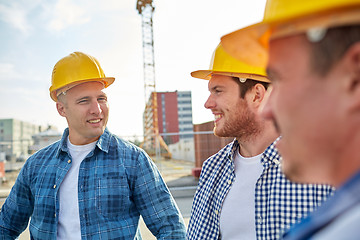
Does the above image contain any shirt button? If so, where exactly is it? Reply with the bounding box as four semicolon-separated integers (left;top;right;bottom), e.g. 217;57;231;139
258;216;263;224
67;159;71;163
227;180;232;185
54;213;56;217
215;210;219;215
53;184;56;189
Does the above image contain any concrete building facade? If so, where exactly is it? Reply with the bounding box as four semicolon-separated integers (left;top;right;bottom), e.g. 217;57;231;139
0;119;43;162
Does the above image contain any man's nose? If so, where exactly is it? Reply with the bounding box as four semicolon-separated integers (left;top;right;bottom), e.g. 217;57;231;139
90;101;102;115
204;95;215;109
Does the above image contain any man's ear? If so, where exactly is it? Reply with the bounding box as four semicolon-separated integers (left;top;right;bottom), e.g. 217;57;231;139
56;102;66;117
342;42;360;112
251;83;267;106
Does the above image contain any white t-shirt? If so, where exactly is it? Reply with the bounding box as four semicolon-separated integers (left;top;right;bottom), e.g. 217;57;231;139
57;138;97;240
220;150;263;240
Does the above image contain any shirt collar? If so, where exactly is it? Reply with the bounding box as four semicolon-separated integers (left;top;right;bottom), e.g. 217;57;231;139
261;137;281;168
96;128;111;153
56;128;111;157
227;139;238;161
229;137;281;168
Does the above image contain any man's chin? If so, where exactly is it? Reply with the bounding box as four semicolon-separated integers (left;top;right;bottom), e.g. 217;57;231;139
89;127;105;137
213;128;226;138
214;126;238;138
282;159;313;184
277;140;307;183
282;162;304;183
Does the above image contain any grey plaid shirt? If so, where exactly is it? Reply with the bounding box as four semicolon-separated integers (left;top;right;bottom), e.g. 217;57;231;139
187;139;334;240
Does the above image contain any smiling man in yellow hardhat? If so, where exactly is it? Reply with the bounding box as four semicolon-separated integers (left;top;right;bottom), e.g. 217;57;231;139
221;0;360;239
0;52;186;239
187;43;333;240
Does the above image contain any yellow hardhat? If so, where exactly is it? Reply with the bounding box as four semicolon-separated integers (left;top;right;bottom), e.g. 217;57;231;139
191;43;270;83
49;52;115;102
221;0;360;68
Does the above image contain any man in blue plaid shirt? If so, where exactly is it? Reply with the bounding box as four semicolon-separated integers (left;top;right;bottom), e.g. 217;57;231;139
187;43;334;239
221;0;360;239
0;52;186;239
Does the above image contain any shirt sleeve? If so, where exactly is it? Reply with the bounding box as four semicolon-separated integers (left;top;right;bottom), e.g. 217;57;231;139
0;163;33;238
130;151;186;239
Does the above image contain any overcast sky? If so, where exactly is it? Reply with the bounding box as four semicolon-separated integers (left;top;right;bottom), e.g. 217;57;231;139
0;0;266;139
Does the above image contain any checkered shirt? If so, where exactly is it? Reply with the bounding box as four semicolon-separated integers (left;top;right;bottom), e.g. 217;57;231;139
187;139;334;240
0;128;186;239
283;171;360;240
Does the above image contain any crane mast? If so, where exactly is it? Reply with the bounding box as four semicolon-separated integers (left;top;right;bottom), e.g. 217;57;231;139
136;0;171;158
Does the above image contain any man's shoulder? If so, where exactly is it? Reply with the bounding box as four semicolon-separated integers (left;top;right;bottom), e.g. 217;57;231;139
29;140;61;160
204;141;235;163
200;140;235;175
105;133;148;160
20;140;62;172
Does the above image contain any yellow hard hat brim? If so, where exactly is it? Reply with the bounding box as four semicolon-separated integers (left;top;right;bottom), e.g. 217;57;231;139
221;6;360;69
191;70;270;83
50;77;115;102
190;70;212;80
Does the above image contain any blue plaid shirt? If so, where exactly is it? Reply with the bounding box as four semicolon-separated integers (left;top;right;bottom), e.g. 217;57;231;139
283;170;360;240
187;139;334;240
0;128;186;239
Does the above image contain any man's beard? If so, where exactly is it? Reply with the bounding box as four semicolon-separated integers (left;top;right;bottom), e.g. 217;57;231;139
214;101;262;141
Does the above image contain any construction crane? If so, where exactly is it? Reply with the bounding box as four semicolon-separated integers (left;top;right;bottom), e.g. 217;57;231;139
136;0;172;159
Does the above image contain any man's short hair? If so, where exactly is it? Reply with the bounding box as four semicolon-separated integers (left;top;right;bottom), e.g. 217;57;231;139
232;77;270;98
309;25;360;76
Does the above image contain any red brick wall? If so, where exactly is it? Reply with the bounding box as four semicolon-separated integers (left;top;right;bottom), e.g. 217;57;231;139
194;121;233;168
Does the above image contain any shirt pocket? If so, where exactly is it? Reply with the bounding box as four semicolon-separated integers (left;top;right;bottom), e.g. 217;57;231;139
95;177;130;219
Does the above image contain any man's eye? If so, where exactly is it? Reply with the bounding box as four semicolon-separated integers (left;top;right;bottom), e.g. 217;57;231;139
98;97;107;102
78;99;88;104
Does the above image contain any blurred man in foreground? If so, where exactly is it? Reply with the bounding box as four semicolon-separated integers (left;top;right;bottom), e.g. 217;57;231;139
221;0;360;238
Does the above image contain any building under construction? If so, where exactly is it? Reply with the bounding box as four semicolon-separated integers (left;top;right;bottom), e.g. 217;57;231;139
143;91;194;153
